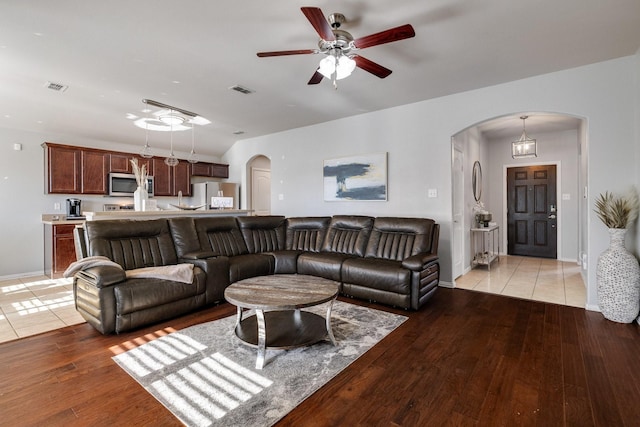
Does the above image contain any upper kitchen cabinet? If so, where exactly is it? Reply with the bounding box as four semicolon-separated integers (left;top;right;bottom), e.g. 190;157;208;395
152;159;191;197
45;143;108;194
44;142;226;196
81;150;108;194
191;162;229;178
45;143;81;194
109;152;133;173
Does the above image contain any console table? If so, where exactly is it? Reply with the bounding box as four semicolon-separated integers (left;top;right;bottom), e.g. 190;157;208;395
471;225;500;270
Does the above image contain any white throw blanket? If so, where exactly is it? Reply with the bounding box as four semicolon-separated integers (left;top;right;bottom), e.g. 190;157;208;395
63;256;121;277
126;264;194;284
63;255;195;284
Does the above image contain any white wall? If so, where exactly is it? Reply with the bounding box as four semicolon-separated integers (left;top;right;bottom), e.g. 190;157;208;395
0;128;220;278
224;55;639;310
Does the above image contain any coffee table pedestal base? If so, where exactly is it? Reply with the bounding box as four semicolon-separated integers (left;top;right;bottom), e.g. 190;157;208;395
234;307;336;369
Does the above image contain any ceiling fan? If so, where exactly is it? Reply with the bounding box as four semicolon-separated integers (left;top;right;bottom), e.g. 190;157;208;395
257;7;415;87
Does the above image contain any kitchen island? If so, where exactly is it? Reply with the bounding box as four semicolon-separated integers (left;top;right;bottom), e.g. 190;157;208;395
83;209;251;221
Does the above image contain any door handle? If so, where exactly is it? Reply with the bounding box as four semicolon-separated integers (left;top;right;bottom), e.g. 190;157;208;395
548;214;556;219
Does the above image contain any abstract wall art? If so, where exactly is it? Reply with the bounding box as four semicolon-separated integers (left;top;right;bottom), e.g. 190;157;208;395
323;152;387;201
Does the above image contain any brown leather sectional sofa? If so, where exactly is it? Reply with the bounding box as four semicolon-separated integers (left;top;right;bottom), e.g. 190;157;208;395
73;215;440;334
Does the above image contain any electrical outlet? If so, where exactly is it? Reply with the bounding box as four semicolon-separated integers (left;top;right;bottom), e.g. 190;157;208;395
54;202;61;210
428;189;438;198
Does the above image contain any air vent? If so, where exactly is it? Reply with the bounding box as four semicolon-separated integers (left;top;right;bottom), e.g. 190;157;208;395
229;85;254;95
233;130;245;135
45;81;68;92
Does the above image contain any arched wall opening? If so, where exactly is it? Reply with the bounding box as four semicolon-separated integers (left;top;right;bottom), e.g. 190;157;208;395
450;111;588;298
245;154;271;215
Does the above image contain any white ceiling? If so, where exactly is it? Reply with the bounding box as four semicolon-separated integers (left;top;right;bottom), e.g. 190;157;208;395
1;1;639;157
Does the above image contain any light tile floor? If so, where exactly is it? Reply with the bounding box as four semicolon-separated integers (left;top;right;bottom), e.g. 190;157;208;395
0;275;85;343
455;255;586;308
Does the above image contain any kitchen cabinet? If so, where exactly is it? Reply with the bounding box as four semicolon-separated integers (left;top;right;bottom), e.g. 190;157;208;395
44;223;79;279
109;153;133;173
81;150;108;194
211;163;229;178
44;142;223;196
191;162;229;178
152;159;191;196
46;144;81;194
46;144;108;194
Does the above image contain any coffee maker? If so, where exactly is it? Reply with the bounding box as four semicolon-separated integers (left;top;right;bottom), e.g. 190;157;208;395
66;198;82;218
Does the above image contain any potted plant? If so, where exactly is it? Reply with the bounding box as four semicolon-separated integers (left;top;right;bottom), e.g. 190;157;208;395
594;188;640;323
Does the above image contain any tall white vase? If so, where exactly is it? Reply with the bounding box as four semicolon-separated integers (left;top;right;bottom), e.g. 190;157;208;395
596;228;640;323
133;186;148;211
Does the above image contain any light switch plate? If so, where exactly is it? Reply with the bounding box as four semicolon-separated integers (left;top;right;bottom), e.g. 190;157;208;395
562;193;571;200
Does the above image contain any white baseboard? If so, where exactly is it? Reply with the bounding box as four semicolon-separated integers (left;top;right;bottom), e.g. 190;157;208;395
0;270;45;282
585;303;600;312
438;281;455;289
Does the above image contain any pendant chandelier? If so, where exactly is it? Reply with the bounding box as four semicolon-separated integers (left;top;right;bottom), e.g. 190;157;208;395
140;121;153;158
187;122;198;164
163;110;180;167
511;116;537;159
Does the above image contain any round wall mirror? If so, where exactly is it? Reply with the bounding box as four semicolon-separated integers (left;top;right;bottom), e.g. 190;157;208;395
472;160;482;202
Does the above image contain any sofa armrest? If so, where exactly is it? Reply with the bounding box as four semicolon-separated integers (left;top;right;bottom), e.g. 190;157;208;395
181;251;218;260
75;265;126;288
402;253;439;270
179;256;230;304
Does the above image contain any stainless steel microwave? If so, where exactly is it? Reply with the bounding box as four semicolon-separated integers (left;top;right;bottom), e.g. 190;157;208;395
108;173;154;197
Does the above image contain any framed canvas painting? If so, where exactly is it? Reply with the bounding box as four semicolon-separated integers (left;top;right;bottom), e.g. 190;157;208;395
323;152;387;201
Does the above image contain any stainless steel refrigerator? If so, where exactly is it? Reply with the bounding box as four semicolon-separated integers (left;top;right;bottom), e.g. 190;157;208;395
191;182;240;209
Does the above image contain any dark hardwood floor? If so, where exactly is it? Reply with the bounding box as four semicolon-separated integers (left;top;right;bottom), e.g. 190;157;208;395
1;288;639;426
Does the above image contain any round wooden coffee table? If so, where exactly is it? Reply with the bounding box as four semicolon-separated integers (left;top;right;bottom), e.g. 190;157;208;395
224;274;339;369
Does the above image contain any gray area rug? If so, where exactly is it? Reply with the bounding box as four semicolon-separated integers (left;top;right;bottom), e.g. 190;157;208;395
113;301;407;427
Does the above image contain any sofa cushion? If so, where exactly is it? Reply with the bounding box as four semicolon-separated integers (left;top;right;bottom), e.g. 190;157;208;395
236;216;286;253
114;267;207;315
194;216;248;256
365;217;437;261
85;219;178;270
285;217;331;251
321;215;373;256
342;258;411;294
228;254;275;283
297;252;353;282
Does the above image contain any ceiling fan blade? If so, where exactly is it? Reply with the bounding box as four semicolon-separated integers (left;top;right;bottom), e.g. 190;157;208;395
257;49;317;57
353;24;415;49
353;55;392;78
308;70;324;85
301;7;335;41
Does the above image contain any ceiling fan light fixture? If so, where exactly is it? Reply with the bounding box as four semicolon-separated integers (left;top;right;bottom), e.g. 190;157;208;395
318;53;355;80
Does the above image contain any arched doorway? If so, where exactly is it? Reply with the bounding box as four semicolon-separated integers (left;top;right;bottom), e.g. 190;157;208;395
247;155;271;216
450;112;588;286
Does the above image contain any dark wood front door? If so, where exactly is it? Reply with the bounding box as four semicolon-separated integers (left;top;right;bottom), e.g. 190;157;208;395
507;165;557;258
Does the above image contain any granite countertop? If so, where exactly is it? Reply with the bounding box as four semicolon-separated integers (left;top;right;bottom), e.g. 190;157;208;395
83;209;252;221
41;214;86;225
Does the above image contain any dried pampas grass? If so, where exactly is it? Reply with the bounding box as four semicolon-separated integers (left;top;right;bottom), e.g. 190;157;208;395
130;158;148;189
594;188;639;229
